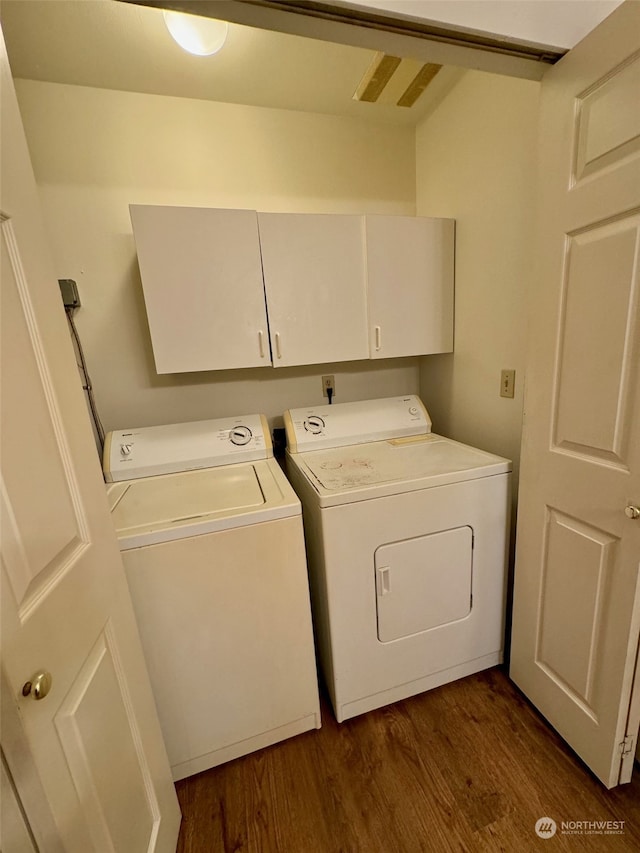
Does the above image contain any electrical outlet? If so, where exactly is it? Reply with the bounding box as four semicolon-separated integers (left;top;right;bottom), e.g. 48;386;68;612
500;369;515;399
322;375;335;398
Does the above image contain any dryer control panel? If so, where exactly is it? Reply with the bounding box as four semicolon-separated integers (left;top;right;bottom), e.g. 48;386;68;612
103;413;272;482
284;395;431;453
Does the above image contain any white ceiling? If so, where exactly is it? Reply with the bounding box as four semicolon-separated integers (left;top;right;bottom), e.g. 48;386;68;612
0;0;466;126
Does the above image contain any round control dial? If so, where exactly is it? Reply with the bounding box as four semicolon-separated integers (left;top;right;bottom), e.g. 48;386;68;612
120;443;132;456
229;425;253;446
303;416;325;435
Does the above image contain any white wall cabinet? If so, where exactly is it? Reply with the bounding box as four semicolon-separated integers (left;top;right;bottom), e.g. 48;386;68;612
130;207;454;374
365;215;455;359
130;205;271;373
258;212;369;368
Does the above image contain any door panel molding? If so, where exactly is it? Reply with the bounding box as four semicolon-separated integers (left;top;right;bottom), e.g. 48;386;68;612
1;216;90;620
574;50;640;184
536;508;616;715
54;623;161;853
551;212;640;468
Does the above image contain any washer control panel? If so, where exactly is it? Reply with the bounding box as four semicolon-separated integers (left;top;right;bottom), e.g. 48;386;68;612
103;413;272;482
285;395;431;453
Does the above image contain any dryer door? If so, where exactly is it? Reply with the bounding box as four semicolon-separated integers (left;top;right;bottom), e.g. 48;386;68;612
375;526;473;642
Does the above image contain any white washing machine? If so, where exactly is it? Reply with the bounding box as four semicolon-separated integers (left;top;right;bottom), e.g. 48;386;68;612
284;395;511;723
103;414;320;781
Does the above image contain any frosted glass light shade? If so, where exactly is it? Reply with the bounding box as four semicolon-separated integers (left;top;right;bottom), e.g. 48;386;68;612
163;11;228;56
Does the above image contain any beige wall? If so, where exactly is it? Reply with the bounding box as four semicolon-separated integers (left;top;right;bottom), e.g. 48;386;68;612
15;79;418;434
416;71;540;502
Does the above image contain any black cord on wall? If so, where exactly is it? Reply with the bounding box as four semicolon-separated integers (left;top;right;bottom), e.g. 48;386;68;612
65;306;106;451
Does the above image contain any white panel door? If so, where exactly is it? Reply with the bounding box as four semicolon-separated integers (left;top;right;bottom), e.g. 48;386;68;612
130;205;271;372
510;1;640;788
258;212;369;367
0;30;181;851
365;215;454;359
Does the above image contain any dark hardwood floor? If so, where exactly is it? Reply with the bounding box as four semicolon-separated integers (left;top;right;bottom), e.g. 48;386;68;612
175;668;640;852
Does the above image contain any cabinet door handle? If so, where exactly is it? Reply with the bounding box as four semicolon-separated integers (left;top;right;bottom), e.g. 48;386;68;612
375;325;381;351
258;330;265;358
275;332;282;359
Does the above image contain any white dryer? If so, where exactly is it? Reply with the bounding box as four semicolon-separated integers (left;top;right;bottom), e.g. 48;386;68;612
284;395;511;723
103;414;320;781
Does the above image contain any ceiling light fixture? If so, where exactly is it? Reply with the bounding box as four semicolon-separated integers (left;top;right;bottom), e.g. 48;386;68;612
163;10;228;56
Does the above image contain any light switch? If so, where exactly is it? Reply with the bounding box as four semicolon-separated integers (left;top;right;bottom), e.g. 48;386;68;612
500;369;515;398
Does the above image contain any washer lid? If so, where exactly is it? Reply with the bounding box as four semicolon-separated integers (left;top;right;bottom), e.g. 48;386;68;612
293;434;511;506
112;465;264;530
107;458;300;549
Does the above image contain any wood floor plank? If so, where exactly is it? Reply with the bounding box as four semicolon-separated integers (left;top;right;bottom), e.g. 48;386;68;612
175;668;640;852
320;704;476;852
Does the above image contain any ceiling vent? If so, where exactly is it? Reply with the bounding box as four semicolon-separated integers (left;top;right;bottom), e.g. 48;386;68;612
353;52;442;108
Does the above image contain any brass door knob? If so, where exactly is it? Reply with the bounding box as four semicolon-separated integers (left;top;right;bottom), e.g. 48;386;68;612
625;505;640;520
22;670;52;700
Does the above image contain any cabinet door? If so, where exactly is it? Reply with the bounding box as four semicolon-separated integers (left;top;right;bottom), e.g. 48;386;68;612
365;216;454;359
130;205;271;373
258;213;369;367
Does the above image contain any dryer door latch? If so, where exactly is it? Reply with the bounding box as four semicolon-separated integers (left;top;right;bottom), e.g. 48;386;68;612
376;567;391;596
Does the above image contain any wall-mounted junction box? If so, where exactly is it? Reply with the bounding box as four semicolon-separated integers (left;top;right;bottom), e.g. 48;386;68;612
59;279;81;310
